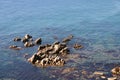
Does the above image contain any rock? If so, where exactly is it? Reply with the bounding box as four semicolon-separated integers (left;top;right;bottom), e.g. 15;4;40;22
28;54;40;64
62;35;73;43
13;37;21;41
35;38;42;45
40;58;50;66
9;45;22;50
61;67;76;74
93;71;104;76
37;45;46;51
24;34;32;39
24;42;34;47
21;38;29;43
111;67;120;76
108;77;117;80
74;43;83;49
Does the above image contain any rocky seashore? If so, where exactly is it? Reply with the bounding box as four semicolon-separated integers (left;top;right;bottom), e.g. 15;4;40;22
9;34;120;80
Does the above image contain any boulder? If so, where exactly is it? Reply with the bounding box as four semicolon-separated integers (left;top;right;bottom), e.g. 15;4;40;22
28;54;40;64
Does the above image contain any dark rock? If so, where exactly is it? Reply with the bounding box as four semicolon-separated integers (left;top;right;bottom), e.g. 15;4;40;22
13;37;21;41
37;45;46;51
24;34;32;39
35;38;42;45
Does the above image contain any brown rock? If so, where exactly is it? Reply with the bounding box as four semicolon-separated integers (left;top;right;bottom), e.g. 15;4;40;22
28;54;40;64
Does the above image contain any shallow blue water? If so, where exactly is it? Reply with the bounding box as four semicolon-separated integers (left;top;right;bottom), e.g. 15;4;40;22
0;0;120;80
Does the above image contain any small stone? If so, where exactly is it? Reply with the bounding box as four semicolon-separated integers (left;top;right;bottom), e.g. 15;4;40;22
35;38;42;45
24;34;32;39
101;76;106;79
13;37;21;41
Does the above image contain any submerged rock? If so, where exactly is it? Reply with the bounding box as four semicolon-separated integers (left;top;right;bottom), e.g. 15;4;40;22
74;43;83;49
62;35;73;43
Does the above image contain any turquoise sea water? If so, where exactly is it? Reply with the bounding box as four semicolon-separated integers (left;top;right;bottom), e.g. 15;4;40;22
0;0;120;80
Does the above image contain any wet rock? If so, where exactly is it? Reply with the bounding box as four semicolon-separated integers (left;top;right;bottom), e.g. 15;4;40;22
24;42;34;47
74;43;83;49
111;67;120;76
21;38;29;43
35;38;42;45
24;34;32;39
9;45;22;50
37;45;46;51
62;35;73;43
13;37;21;41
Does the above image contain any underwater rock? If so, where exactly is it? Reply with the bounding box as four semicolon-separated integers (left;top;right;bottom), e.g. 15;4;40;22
24;34;32;39
9;45;22;50
61;67;76;74
74;43;83;49
62;35;73;43
24;42;34;47
13;37;21;41
35;38;42;45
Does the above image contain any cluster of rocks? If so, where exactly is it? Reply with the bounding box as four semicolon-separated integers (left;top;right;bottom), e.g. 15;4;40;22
9;34;42;50
28;41;70;67
9;34;83;67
